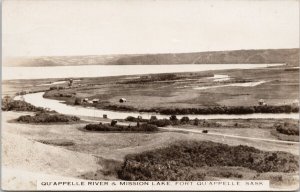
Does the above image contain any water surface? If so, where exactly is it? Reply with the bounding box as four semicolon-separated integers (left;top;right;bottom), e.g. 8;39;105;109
3;63;283;80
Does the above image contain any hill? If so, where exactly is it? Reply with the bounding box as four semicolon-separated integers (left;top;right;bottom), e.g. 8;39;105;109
111;48;299;66
4;48;299;67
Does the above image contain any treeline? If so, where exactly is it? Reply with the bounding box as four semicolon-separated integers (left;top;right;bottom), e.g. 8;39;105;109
103;105;299;115
126;115;197;127
117;141;299;181
157;105;299;115
120;73;213;84
85;122;158;132
17;112;80;123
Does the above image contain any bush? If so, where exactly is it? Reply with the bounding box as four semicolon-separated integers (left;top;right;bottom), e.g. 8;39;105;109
117;141;298;181
169;115;178;121
180;116;190;124
17;112;80;123
125;116;136;122
85;123;158;132
111;120;118;126
149;119;172;127
275;122;299;135
125;116;149;122
150;116;158;121
2;99;46;112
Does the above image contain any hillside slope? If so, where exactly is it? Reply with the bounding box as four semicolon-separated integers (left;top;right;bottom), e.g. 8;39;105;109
111;49;299;66
4;48;299;67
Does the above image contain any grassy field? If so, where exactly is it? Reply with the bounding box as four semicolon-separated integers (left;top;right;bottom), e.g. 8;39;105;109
3;111;299;189
38;66;299;110
4;65;298;112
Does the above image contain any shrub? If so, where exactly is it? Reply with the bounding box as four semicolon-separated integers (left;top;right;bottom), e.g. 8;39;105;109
149;119;172;127
169;115;178;121
275;122;299;135
17;112;80;123
125;116;149;122
2;99;46;112
125;116;136;122
150;116;158;121
118;141;298;181
180;116;190;123
85;123;158;132
111;120;118;126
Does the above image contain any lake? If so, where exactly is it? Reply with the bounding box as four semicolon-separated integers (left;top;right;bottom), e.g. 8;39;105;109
3;63;284;80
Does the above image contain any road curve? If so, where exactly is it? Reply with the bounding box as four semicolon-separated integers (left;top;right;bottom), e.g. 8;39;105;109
160;127;299;145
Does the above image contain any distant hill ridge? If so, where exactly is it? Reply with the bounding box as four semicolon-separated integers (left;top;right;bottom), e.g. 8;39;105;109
4;48;299;67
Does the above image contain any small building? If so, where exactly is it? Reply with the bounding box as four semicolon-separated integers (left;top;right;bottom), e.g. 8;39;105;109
258;99;267;106
83;98;89;103
103;114;108;119
119;98;127;103
92;99;100;103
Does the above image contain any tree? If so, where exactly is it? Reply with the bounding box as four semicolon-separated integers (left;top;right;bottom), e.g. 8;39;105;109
170;115;178;121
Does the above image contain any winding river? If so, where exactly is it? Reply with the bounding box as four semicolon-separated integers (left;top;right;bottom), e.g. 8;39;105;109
16;92;298;120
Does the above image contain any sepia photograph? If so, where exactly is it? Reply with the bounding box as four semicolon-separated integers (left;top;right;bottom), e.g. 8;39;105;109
1;0;299;191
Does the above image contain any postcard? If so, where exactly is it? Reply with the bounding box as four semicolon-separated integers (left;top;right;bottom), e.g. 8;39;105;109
2;0;299;191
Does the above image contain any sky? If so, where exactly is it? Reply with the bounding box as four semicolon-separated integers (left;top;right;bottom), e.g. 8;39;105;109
2;0;299;57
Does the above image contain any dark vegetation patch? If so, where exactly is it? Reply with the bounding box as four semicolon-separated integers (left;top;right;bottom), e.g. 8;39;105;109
2;96;46;112
157;105;299;115
271;130;299;142
17;112;80;123
125;115;274;128
117;141;298;181
275;121;299;136
37;139;75;146
120;73;213;84
84;122;158;132
80;104;299;115
271;120;299;142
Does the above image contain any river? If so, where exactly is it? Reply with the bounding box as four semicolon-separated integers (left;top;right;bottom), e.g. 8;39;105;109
3;63;283;80
16;92;298;120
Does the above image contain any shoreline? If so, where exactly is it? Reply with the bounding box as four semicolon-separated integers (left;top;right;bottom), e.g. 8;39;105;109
43;93;299;116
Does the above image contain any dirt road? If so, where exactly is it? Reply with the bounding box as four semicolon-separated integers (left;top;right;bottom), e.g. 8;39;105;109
160;127;299;144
